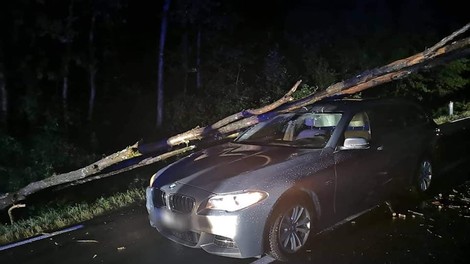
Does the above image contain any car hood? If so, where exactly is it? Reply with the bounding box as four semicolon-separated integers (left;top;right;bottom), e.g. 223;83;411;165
153;142;324;192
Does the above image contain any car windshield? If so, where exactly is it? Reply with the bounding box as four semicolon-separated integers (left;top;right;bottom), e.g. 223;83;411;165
235;112;342;148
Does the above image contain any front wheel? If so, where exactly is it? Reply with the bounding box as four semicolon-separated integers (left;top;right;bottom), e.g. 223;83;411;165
267;195;314;262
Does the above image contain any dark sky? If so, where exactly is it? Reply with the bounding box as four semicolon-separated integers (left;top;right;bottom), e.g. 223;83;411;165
120;0;468;64
124;0;466;30
118;0;468;80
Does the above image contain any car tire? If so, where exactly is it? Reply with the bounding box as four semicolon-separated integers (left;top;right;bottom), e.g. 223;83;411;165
413;158;433;194
267;194;315;262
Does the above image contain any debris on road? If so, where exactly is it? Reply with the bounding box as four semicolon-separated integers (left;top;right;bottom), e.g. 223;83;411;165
408;210;424;217
429;180;470;216
76;239;98;243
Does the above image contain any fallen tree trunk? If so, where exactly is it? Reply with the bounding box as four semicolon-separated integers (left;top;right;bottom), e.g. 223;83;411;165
1;23;469;211
137;80;302;154
0;83;301;210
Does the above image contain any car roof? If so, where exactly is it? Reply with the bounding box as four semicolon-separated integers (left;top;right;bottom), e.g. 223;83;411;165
305;97;421;113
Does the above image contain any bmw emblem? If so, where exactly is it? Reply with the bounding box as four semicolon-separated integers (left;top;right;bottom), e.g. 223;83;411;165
169;183;177;189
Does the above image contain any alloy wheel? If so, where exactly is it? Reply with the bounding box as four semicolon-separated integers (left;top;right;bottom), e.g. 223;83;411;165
418;160;432;192
278;205;311;253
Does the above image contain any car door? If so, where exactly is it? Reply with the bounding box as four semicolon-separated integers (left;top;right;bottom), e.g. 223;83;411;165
333;111;390;219
366;105;420;190
388;104;436;183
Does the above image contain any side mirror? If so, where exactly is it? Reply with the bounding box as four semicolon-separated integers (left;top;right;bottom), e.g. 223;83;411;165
340;137;370;150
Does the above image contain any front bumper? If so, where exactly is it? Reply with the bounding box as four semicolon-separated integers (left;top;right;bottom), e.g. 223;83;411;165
145;187;269;258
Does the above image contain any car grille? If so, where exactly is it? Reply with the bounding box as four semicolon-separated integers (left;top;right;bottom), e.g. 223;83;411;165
152;188;195;213
169;194;195;214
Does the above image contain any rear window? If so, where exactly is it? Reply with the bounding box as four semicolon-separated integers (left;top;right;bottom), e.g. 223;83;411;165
368;102;430;134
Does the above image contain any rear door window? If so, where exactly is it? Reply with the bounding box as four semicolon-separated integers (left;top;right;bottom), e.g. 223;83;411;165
344;112;371;140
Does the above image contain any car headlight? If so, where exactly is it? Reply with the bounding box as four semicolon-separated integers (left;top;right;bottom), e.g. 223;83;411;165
205;191;268;212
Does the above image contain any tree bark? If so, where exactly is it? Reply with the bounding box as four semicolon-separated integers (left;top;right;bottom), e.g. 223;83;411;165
282;36;470;112
87;12;97;122
156;0;171;127
196;26;202;90
0;142;141;209
57;145;196;189
138;80;301;154
1;23;469;212
88;69;96;121
181;31;189;94
62;0;75;123
62;74;69;119
0;69;6;127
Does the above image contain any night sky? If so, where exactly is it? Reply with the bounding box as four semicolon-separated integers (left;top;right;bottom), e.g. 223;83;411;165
119;0;468;92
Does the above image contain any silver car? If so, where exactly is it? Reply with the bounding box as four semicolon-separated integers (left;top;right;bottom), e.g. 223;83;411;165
146;98;439;261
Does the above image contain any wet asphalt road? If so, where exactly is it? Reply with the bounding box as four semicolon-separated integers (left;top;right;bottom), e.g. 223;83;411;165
0;205;255;264
1;178;470;264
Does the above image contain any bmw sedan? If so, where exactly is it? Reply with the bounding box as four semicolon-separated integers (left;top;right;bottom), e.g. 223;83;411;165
145;98;439;261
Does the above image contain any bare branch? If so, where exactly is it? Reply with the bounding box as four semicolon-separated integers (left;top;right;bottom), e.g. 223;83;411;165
210;80;301;129
58;145;197;189
138;80;302;154
425;22;470;55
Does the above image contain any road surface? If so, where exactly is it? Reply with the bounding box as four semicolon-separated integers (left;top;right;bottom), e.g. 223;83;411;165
2;179;470;264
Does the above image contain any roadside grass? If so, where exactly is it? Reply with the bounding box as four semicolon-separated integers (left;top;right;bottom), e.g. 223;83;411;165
434;110;470;125
0;188;145;245
433;101;470;125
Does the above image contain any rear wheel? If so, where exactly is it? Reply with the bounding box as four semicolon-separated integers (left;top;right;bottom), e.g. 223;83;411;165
416;159;433;193
267;195;314;262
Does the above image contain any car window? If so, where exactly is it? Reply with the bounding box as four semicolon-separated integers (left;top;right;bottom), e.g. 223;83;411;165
344;112;371;141
401;104;431;127
368;105;404;134
236;112;342;148
369;103;430;135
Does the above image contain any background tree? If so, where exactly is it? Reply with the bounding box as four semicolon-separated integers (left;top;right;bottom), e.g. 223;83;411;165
0;46;6;128
60;0;76;123
156;0;171;128
87;2;97;122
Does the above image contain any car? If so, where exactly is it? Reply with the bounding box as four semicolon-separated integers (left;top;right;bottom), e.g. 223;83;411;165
145;98;440;261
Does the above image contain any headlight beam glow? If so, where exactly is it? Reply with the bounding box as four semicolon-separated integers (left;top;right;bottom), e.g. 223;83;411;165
205;191;268;212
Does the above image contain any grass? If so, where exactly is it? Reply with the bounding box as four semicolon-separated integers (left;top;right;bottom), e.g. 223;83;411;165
433;101;470;125
0;188;145;245
434;110;470;125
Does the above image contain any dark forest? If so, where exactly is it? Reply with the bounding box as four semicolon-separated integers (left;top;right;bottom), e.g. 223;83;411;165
0;0;468;193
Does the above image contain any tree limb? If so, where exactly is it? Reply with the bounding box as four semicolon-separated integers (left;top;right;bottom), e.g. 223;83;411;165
56;145;197;189
425;22;470;55
137;80;301;154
